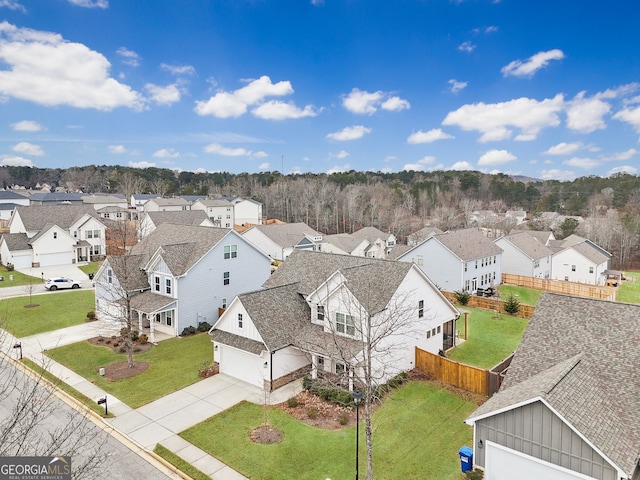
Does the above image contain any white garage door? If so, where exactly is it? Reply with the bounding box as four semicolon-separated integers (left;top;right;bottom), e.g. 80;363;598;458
220;346;264;388
11;254;32;269
486;442;592;480
39;252;72;267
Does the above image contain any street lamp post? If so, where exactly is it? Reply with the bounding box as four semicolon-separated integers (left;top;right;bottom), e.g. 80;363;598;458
352;390;363;480
13;342;22;360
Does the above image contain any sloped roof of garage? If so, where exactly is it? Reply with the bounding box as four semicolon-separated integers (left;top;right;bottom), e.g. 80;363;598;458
15;205;99;231
1;233;31;251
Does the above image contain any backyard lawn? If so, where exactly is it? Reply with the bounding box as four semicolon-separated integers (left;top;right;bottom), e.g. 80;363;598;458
45;333;212;408
0;290;95;337
180;381;477;480
0;266;42;288
448;307;528;369
617;271;640;304
497;284;541;305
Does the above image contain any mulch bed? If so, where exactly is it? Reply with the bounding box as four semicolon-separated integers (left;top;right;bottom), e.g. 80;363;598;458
87;336;153;381
276;390;356;429
250;425;283;444
88;336;154;354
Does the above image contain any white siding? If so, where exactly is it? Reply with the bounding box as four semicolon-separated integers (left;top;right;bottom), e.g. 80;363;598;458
215;299;264;343
241;228;283;260
218;345;265;387
399;239;463;291
271;346;310;380
495;238;535;277
551;249;602;285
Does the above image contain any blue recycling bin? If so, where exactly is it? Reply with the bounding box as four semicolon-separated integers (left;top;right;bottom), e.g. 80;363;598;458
459;446;473;473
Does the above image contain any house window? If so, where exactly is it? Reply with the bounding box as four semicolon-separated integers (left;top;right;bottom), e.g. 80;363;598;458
221;298;227;308
493;256;496;263
317;356;325;370
464;280;470;292
224;245;237;259
335;363;346;375
336;313;355;336
166;311;172;326
107;269;112;283
155;276;160;292
317;305;325;321
418;300;424;318
426;330;431;339
238;313;243;328
589;266;594;273
104;213;110;218
432;328;436;337
53;232;57;239
534;259;540;268
437;325;441;334
223;271;230;285
73;231;78;238
564;276;569;281
417;257;424;266
571;265;576;272
92;245;100;255
475;260;478;269
86;230;92;239
464;262;468;272
155;314;161;323
165;278;172;295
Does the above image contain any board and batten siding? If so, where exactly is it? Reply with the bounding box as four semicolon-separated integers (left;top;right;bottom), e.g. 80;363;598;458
177;233;271;332
271;345;309;380
474;400;617;480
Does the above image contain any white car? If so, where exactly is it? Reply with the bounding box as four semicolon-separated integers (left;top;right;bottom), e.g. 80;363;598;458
45;277;81;291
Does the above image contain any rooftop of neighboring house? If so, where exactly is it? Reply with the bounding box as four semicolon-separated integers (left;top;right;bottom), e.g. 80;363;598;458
29;192;86;203
244;222;321;248
144;210;212;227
350;226;394;242
14;204;101;231
321;233;365;254
145;197;191;207
408;226;444;241
467;293;640;477
0;191;29;200
548;234;611;262
430;228;503;261
496;231;553;260
193;198;235;207
81;194;128;204
511;229;555;246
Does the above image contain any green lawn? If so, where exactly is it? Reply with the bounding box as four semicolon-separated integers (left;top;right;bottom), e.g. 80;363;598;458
497;284;541;305
448;307;528;369
617;271;640;304
78;261;102;276
0;266;42;288
45;333;212;408
180;381;476;480
0;290;95;337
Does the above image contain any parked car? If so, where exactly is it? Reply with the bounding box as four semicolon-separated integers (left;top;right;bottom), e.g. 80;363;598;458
45;277;81;291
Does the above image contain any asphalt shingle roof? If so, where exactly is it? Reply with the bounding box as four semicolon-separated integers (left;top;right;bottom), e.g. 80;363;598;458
245;222;320;248
467;293;640;476
145;210;211;228
15;205;100;231
433;228;503;261
1;233;31;250
498;231;553;260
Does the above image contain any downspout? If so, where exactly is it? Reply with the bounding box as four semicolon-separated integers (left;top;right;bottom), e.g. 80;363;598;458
270;351;274;392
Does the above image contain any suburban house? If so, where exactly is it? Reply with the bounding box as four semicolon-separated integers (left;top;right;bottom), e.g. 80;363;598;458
511;229;556;246
94;223;272;341
241;222;322;261
549;234;611;285
143;197;191;212
0;190;30;223
407;226;444;247
28;192;85;205
228;197;263;226
465;293;640;480
131;194;161;211
320;227;397;259
138;210;215;238
191;198;236;228
0;205;106;268
494;231;553;279
209;250;460;390
397;228;503;293
81;194;128;211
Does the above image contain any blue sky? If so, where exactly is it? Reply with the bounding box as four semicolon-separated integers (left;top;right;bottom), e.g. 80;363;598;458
1;0;640;180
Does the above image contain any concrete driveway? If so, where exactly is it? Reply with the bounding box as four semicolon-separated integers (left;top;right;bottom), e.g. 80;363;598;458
18;264;94;287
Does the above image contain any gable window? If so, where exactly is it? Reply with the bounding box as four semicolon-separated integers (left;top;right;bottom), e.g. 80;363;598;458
418;300;424;318
107;269;113;284
73;230;78;238
224;245;237;259
571;265;576;272
165;278;172;295
221;298;227;309
86;230;93;239
238;313;243;328
317;305;325;321
53;231;58;239
336;313;355;336
223;271;230;285
155;276;160;292
417;257;424;266
589;266;594;273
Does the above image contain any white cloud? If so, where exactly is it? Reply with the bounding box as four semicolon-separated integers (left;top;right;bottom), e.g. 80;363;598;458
540;169;575;181
116;47;140;67
442;95;564;142
129;161;156;169
458;41;475;53
342;88;410;114
566;91;610;133
485;26;498;33
326;125;371;141
327;164;350;174
407;128;454;144
160;63;195;76
153;148;179;158
204;143;254;156
0;154;33;166
563;157;599;169
607;165;637;176
501;49;565;77
450;161;474;171
478;149;516;166
108;144;126;154
601;148;637;161
0;1;26;12
194;75;295;118
12;141;43;156
0;23;143;111
336;150;349;159
252;101;317;120
145;83;181;105
402;156;436;171
311;0;324;5
254;151;268;158
10;120;42;131
448;79;468;94
543;142;582;155
68;0;108;7
258;162;270;170
613;104;640;134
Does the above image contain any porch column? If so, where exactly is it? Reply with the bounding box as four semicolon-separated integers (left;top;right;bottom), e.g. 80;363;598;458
311;355;318;379
137;310;143;332
150;315;156;344
348;367;354;392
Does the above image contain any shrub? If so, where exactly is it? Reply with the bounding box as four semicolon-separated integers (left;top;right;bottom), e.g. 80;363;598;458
306;408;318;419
465;468;484;480
286;397;299;408
119;347;127;354
337;413;349;426
197;321;212;332
86;310;97;321
133;347;141;353
120;327;130;337
503;294;521;315
302;377;354;407
131;330;139;342
454;290;471;306
105;340;111;345
181;326;197;336
113;342;120;347
6;263;14;272
138;333;149;345
373;371;410;398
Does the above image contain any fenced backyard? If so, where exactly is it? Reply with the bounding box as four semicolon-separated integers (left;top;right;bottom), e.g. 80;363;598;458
442;290;535;318
502;273;616;301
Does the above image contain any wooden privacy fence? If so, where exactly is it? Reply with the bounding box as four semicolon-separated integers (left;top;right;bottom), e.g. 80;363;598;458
415;348;509;397
441;291;535;319
502;274;616;301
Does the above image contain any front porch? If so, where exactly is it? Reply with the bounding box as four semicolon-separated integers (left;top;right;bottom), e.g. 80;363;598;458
130;291;177;343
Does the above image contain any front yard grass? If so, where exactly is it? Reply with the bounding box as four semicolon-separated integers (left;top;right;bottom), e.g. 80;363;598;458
0;290;95;337
0;266;42;288
45;333;211;408
497;284;541;305
180;381;476;480
448;307;528;369
78;261;102;277
617;271;640;304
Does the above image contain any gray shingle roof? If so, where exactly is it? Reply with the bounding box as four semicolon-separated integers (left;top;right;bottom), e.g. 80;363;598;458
130;223;230;276
498;231;553;260
467;293;640;476
1;233;31;250
245;222;320;248
105;254;149;291
350;226;392;242
321;234;364;254
512;229;554;246
146;210;211;227
433;228;503;261
210;329;266;355
0;191;28;200
129;291;176;314
14;205;100;231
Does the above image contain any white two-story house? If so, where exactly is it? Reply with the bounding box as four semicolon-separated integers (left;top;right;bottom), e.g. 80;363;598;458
495;231;553;279
191;198;236;228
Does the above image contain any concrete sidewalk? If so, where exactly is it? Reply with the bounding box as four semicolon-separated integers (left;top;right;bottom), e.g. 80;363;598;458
3;321;303;480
